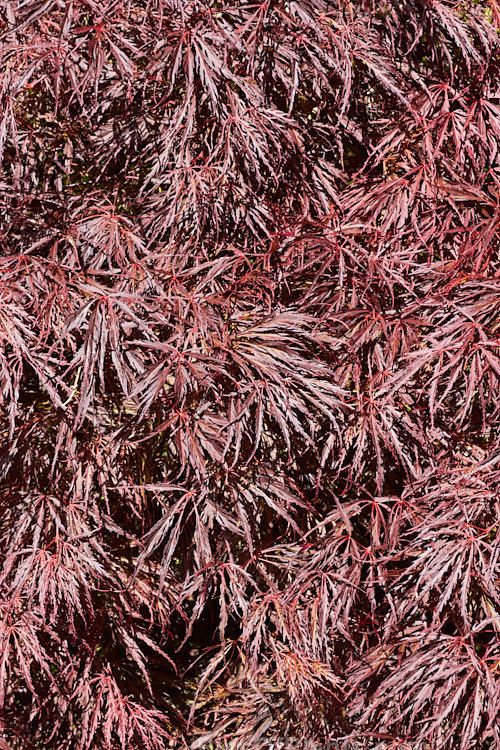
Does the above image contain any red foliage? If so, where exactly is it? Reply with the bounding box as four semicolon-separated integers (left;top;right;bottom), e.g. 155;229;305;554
1;1;500;748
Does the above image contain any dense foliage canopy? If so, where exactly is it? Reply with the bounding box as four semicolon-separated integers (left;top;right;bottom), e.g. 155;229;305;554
2;0;500;748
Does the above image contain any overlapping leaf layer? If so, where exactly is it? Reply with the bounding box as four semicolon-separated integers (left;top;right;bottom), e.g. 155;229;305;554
1;1;500;748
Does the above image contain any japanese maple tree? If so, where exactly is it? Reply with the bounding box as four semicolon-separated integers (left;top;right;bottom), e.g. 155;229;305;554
1;0;500;748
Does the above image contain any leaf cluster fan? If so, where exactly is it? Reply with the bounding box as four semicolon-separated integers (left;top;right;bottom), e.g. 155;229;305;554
1;0;500;748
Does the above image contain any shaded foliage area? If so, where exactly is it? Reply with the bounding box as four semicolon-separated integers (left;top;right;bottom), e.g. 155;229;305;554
1;0;500;748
